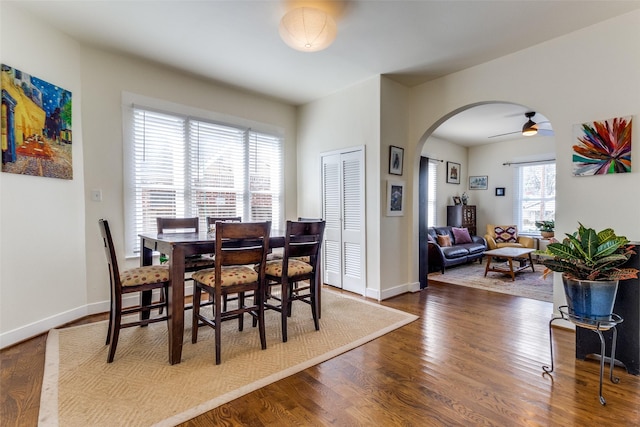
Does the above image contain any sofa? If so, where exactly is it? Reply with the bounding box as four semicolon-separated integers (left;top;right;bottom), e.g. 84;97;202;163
484;224;535;250
427;226;487;273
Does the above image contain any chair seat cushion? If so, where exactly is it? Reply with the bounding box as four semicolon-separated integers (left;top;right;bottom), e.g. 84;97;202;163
496;242;525;249
264;259;314;277
120;265;169;287
192;266;258;287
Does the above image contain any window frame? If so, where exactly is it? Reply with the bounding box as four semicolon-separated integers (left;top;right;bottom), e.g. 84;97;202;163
513;161;556;235
123;93;284;257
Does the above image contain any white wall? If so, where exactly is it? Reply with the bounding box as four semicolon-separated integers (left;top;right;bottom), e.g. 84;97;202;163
297;77;383;298
467;136;555;235
409;10;640;310
0;3;87;346
421;136;467;226
0;3;298;347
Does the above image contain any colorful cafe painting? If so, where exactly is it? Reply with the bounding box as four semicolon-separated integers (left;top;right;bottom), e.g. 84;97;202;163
1;64;72;179
572;115;632;177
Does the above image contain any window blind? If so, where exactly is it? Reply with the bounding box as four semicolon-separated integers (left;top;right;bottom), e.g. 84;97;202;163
125;106;283;256
427;159;438;227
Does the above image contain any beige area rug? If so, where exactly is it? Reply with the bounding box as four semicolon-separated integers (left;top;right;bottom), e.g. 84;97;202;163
38;290;417;427
428;259;553;302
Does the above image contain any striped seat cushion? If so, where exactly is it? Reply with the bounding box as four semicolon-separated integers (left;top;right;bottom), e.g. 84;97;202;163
120;265;169;287
192;266;259;287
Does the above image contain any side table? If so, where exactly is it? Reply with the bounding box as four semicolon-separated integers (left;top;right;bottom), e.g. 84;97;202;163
542;305;623;405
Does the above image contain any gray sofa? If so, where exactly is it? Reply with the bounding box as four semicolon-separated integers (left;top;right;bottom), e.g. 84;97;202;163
427;226;487;273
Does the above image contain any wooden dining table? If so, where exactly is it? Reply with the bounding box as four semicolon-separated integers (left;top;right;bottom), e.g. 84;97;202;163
139;229;321;365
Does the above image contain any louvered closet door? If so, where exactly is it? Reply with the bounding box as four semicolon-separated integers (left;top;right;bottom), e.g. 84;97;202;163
321;148;366;295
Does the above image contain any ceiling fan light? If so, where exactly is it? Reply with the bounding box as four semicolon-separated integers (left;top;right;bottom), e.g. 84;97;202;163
279;7;337;52
522;119;538;136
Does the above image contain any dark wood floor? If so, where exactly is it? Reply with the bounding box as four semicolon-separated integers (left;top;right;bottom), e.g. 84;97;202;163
2;282;640;426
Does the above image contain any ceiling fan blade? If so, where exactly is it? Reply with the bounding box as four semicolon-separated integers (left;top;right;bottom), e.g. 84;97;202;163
537;128;554;136
488;130;521;138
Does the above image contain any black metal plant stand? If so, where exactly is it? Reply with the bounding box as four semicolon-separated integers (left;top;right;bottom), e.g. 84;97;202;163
543;305;623;405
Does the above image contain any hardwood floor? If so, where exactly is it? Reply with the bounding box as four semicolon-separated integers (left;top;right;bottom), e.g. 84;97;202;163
2;282;639;426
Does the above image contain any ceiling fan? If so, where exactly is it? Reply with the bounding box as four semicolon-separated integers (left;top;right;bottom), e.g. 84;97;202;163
488;111;554;139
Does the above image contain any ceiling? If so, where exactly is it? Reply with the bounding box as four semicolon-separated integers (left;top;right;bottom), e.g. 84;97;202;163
8;0;640;145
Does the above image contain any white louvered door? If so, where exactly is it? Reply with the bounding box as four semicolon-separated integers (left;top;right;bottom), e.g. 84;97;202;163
321;148;366;295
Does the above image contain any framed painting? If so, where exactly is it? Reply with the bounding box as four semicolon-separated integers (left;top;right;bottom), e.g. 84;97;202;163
1;64;73;179
386;180;404;216
572;116;632;176
389;145;404;175
469;175;488;190
446;161;460;184
495;187;505;196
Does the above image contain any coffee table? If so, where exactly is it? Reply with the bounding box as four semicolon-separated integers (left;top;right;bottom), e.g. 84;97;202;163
484;247;536;281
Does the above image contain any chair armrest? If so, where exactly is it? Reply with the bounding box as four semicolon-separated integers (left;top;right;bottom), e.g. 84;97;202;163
484;234;497;250
427;242;446;273
518;236;535;248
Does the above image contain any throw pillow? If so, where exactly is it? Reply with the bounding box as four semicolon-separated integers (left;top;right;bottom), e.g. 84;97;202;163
494;225;518;243
452;227;472;244
437;234;452;247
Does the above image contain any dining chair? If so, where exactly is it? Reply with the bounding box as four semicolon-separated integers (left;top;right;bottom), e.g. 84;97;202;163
98;219;170;363
191;221;271;364
263;220;325;342
206;216;242;230
156;217;216;313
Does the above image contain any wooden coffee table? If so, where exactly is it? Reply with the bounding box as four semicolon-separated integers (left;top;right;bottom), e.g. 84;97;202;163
484;247;536;281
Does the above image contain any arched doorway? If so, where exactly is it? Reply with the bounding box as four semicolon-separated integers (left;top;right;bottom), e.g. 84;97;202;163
416;102;555;289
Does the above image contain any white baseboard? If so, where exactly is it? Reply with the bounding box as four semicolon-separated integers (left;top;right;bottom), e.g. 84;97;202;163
368;281;421;301
0;286;195;349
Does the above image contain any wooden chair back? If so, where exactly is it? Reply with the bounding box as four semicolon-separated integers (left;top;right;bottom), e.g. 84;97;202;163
215;221;271;271
283;220;326;272
156;217;199;234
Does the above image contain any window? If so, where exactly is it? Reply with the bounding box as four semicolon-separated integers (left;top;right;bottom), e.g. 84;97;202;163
124;106;283;256
514;162;556;234
427;159;438;227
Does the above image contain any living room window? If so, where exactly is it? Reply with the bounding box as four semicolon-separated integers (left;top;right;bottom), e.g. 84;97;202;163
514;161;556;234
124;105;283;256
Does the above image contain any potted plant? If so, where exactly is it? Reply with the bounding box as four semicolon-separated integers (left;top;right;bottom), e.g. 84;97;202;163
535;220;555;238
540;223;638;320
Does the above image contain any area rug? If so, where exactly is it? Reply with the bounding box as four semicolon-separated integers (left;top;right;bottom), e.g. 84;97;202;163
428;260;553;302
38;290;417;427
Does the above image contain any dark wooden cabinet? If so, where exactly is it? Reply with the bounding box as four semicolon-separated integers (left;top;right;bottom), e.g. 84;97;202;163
447;205;476;236
575;243;640;375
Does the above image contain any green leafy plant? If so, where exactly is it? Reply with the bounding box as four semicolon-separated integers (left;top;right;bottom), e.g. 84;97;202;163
540;223;638;281
535;220;554;232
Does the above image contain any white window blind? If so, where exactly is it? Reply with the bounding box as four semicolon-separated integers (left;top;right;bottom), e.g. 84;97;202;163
514;162;556;234
427;159;438;227
125;106;283;256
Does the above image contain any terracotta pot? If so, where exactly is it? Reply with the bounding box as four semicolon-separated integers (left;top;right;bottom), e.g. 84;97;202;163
562;274;618;321
541;231;554;238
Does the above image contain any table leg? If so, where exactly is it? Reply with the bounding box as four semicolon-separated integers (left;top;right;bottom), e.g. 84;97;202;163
168;245;186;365
528;253;535;272
508;257;515;281
484;255;493;277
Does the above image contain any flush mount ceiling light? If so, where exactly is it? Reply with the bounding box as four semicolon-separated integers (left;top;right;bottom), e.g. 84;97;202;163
522;111;538;136
279;7;337;52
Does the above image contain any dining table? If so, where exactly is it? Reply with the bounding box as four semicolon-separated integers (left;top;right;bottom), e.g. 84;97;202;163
139;228;321;365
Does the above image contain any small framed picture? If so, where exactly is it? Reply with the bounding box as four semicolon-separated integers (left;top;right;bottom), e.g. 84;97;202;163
469;175;488;190
446;161;460;184
389;146;404;175
452;196;462;205
386;180;405;216
495;187;505;196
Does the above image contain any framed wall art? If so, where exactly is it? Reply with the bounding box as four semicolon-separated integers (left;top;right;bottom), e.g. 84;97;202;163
495;187;505;196
389;145;404;175
1;64;73;179
572;115;632;176
469;175;488;190
386;180;405;216
446;161;460;184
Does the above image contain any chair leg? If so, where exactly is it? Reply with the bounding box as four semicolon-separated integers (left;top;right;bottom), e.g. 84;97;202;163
281;279;289;343
192;283;202;344
107;310;121;363
214;291;222;365
310;276;320;331
237;292;244;332
158;287;165;315
258;292;267;350
105;307;114;345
